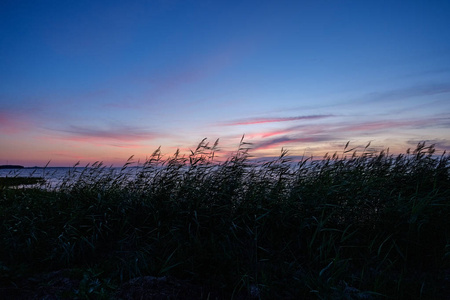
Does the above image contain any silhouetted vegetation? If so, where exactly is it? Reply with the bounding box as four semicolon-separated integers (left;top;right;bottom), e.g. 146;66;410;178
0;176;44;188
0;139;449;299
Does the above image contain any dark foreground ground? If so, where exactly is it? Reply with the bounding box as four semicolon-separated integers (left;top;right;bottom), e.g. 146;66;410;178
2;272;232;299
1;141;449;299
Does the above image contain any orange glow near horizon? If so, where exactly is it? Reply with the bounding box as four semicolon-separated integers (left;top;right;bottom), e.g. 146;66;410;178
2;135;441;168
1;1;449;167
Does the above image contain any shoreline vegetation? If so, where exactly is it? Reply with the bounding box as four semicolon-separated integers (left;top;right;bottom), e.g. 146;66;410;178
0;139;449;299
0;177;45;188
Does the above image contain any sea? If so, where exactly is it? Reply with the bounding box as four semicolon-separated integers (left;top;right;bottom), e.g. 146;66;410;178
0;167;137;189
0;167;73;177
0;159;308;190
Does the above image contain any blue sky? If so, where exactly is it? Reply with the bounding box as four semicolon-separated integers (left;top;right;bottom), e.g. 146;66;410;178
1;0;450;166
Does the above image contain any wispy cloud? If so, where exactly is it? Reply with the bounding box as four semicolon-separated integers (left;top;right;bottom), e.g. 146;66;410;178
52;124;159;146
224;114;333;126
247;124;328;139
0;110;34;134
252;135;335;151
125;37;253;107
272;81;450;114
261;130;294;138
287;117;447;137
336;119;433;133
358;82;450;103
239;114;450;153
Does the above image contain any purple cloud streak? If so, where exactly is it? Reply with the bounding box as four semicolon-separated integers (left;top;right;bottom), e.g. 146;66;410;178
52;125;159;146
224;114;333;126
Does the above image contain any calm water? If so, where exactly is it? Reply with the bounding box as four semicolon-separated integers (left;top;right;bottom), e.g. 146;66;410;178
0;167;73;178
0;161;303;189
0;167;133;189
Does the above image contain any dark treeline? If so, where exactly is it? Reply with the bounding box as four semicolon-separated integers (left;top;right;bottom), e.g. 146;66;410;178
0;165;24;169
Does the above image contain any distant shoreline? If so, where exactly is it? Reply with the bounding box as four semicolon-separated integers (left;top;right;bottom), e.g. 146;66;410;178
0;165;25;169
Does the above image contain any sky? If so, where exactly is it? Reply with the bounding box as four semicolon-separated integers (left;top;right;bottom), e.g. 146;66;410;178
1;0;450;167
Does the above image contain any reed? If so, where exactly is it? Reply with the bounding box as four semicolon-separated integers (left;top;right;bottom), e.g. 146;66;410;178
0;176;45;188
0;140;449;299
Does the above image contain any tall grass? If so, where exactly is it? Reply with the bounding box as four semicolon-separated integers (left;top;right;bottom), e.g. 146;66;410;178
1;139;449;299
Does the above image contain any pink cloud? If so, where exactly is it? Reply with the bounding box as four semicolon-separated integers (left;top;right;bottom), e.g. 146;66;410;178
236;115;450;154
261;130;294;138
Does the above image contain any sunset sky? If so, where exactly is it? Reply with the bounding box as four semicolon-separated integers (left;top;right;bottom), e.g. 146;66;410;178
1;0;450;166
